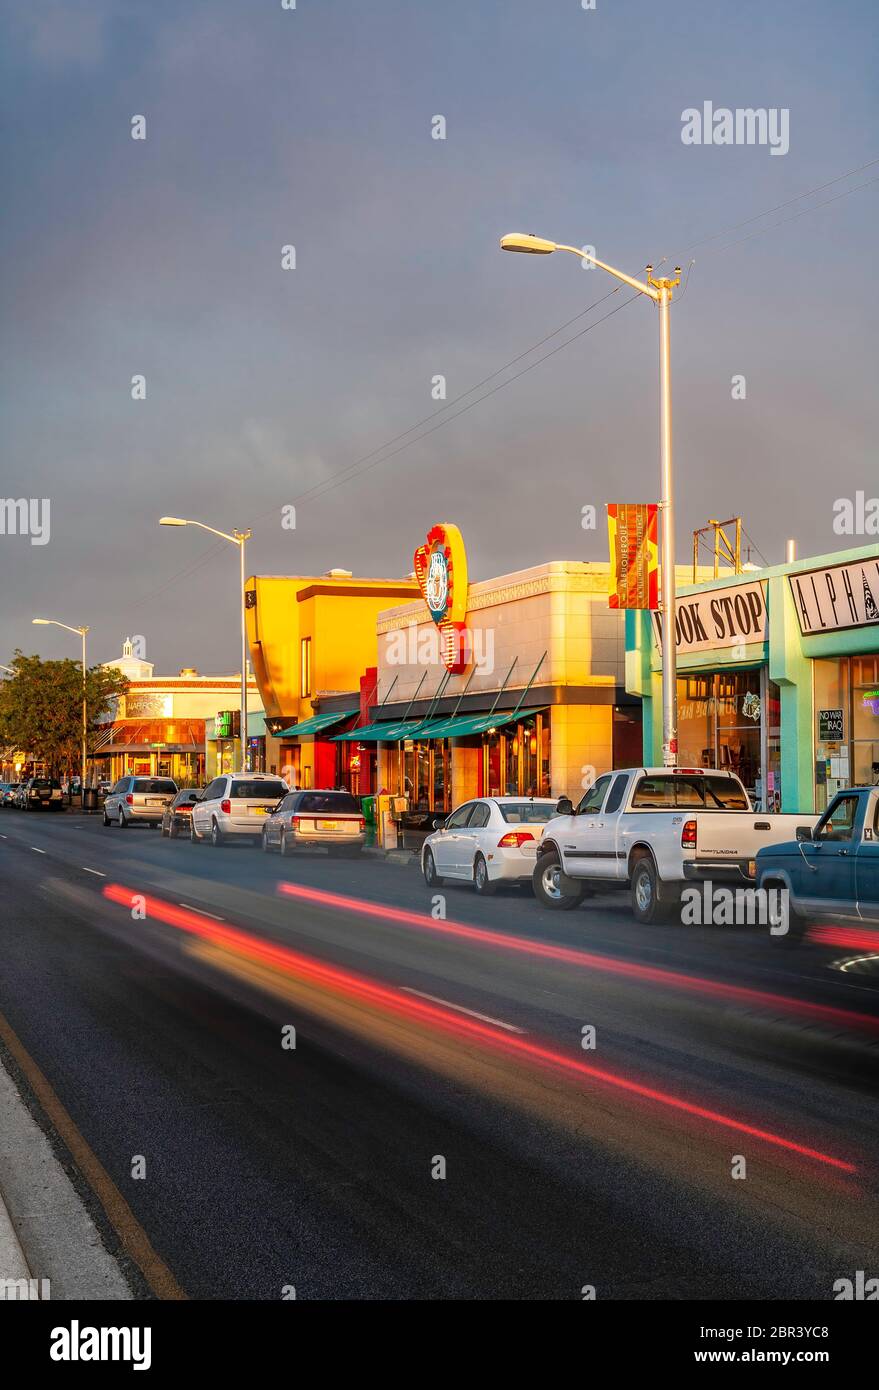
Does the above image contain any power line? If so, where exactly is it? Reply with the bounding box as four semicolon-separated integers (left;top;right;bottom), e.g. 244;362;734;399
130;155;878;610
676;156;879;258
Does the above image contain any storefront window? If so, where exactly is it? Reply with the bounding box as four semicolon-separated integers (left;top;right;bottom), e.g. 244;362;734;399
815;656;879;805
677;670;772;807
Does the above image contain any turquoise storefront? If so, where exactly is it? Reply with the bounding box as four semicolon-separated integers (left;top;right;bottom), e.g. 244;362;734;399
626;543;879;814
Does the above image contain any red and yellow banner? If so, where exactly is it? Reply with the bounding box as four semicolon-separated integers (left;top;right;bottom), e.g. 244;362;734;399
607;503;658;610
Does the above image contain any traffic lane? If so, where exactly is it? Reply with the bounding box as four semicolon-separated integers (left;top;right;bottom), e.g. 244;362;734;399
20;848;877;1257
5;814;879;1124
3;810;875;1018
85;871;879;1221
1;852;810;1300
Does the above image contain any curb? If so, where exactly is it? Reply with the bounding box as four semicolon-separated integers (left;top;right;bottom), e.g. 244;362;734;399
0;1182;31;1290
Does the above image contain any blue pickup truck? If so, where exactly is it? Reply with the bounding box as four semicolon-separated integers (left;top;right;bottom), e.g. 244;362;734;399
756;786;879;942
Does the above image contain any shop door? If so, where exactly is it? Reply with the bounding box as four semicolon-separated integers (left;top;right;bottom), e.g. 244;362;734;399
855;796;879;922
810;793;860;911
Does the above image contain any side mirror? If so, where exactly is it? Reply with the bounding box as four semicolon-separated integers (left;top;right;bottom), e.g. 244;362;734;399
555;797;574;816
432;817;444;831
796;825;814;842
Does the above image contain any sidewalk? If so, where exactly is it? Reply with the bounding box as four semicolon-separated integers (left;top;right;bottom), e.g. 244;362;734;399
0;1048;132;1300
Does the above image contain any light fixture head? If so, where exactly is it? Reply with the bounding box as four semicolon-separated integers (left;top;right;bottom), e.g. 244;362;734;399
500;233;557;255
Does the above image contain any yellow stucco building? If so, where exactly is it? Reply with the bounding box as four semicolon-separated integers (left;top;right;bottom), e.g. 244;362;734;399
244;571;419;790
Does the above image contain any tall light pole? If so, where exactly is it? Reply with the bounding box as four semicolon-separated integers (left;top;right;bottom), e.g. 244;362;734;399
33;618;90;787
160;517;252;773
500;233;681;766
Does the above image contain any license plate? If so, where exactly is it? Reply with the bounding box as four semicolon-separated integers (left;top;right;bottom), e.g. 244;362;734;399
249;806;269;815
318;820;338;831
147;798;164;805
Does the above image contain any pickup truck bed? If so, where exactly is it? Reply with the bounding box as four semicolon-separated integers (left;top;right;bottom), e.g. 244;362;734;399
534;767;819;924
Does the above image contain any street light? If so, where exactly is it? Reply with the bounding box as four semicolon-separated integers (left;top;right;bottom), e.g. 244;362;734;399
32;618;90;787
500;232;682;766
159;516;252;773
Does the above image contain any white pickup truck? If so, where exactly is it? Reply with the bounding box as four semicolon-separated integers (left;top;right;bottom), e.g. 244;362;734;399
532;767;820;923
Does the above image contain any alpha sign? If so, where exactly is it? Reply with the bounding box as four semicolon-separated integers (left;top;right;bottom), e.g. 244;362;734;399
789;557;879;635
651;580;767;655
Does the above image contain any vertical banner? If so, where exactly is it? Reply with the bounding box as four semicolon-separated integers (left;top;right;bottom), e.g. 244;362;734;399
607;503;658;609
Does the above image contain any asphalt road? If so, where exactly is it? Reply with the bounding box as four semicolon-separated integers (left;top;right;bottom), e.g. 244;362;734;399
1;807;878;1300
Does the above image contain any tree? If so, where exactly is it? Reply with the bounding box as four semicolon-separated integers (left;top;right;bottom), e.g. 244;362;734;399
0;651;128;778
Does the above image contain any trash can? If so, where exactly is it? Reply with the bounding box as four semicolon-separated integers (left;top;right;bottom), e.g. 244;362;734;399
361;795;376;826
83;787;99;812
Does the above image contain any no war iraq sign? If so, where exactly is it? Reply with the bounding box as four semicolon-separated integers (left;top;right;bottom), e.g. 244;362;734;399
652;580;767;655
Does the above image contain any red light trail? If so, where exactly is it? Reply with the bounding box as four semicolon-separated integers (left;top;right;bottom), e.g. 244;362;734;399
276;881;879;1037
103;882;858;1174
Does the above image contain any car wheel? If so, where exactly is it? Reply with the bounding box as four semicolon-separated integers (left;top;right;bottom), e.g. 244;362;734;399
190;819;199;843
102;808;111;827
532;851;585;910
474;855;496;896
261;827;271;853
766;886;807;945
118;807;128;828
630;856;672;925
422;849;444;888
279;829;289;857
210;819;224;848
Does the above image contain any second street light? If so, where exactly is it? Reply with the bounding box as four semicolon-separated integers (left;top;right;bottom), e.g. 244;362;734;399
500;232;682;767
159;517;252;773
32;618;90;790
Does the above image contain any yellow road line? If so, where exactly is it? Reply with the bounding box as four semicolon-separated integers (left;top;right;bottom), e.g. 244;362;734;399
0;1010;187;1300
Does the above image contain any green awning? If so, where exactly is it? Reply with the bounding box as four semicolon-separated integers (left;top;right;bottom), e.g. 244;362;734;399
334;707;548;742
425;706;548;739
333;719;432;743
276;708;358;738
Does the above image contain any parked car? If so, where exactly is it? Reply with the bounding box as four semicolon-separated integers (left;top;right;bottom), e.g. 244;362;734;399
0;782;19;807
261;788;366;856
191;774;289;847
532;767;820;922
19;776;64;811
103;775;178;828
10;782;29;809
422;797;559;894
756;786;879;942
161;788;202;838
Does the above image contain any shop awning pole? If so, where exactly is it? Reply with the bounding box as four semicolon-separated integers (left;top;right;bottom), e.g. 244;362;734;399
399;670;428;723
418;669;452;727
486;659;518;719
448;663;477;718
510;651;547;717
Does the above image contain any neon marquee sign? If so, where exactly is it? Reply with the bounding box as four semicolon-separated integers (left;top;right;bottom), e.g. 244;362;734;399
413;523;469;673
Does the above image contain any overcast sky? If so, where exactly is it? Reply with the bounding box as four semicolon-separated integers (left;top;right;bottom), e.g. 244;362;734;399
2;0;876;674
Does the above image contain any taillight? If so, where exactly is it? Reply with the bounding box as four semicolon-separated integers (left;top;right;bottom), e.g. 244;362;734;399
681;819;697;847
291;816;300;830
220;799;231;814
358;817;366;832
497;831;535;848
125;794;134;805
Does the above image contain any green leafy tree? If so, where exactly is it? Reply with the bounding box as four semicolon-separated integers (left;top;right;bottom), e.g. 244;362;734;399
0;651;128;779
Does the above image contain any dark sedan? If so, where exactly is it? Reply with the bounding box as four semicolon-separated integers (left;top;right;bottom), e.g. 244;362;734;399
161;788;202;838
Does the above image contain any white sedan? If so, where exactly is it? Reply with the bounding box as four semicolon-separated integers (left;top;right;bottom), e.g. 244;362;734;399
421;797;560;895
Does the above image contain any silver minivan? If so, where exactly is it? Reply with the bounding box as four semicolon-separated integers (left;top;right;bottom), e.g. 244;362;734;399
103;775;178;828
190;773;289;846
262;788;366;856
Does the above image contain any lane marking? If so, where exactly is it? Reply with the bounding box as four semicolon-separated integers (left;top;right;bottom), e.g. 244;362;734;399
178;903;225;921
30;847;46;854
104;884;858;1175
81;868;106;878
0;1010;187;1300
401;987;525;1033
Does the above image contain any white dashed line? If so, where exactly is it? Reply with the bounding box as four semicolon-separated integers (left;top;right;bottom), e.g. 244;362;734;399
178;903;225;921
30;848;46;854
401;987;525;1033
81;867;106;878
